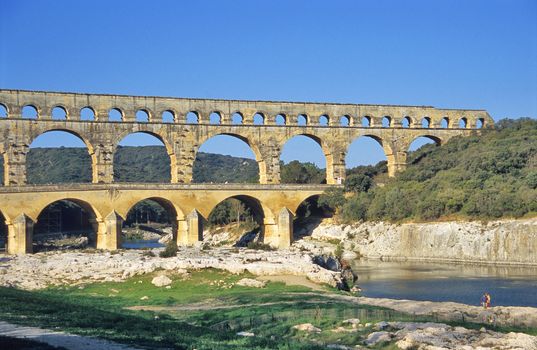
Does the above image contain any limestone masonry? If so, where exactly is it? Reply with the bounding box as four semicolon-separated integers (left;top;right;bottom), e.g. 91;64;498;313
0;89;493;254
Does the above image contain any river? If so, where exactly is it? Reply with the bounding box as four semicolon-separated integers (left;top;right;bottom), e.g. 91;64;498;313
351;260;537;308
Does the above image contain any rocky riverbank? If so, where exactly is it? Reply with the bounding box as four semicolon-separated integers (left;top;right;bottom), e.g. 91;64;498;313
294;217;537;265
0;247;344;290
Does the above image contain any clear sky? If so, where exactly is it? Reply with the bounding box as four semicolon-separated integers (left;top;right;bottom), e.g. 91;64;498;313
1;0;536;167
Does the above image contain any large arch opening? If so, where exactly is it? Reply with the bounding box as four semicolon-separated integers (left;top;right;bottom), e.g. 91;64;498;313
114;132;171;183
122;198;177;249
206;195;266;247
407;136;441;164
34;199;99;252
345;135;388;183
0;211;6;251
28;130;92;184
193;134;260;183
280;135;326;184
293;195;334;240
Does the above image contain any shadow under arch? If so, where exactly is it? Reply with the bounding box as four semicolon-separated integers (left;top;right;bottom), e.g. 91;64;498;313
121;196;183;245
121;196;183;222
27;129;95;184
0;210;6;251
292;194;332;241
194;132;264;184
206;194;274;246
114;130;177;183
34;198;102;251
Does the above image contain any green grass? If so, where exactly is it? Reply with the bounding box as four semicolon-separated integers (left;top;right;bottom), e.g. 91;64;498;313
0;269;535;349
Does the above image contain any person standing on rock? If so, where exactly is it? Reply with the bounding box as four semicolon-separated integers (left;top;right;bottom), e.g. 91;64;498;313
486;292;491;309
481;293;488;309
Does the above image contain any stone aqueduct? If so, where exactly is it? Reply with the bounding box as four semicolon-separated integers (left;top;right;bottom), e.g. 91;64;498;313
0;89;493;254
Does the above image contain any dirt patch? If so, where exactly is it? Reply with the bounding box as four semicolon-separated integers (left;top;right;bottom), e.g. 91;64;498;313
256;275;327;291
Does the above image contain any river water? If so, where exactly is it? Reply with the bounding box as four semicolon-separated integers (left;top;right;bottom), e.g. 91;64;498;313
351;260;537;307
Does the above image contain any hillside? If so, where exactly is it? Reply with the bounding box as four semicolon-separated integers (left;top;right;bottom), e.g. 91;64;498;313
330;118;537;222
0;147;260;184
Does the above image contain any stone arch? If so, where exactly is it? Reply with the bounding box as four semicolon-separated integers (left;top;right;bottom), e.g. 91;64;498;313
208;194;270;227
109;107;124;122
232;112;243;124
340;115;350;126
440;117;450;128
319;115;329;126
162;110;176;123
121;196;183;245
459;117;468;128
114;131;177;183
80;106;96;121
253;112;265;125
275;114;286;125
421;117;431;128
135;109;151;122
297;114;308;126
34;198;103;251
193;132;263;183
206;194;274;245
51;105;68;120
279;133;329;183
22;104;39;119
345;134;390;173
209;111;222;124
401;116;412;128
381;116;392;127
0;103;8;118
408;135;442;150
186;111;199;124
361;116;372;127
27;129;95;184
0;209;6;251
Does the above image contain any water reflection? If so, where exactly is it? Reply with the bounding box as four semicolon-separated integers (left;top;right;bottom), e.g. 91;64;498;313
352;260;537;307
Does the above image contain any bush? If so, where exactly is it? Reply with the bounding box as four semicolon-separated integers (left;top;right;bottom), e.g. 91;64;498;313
345;174;373;193
159;241;178;258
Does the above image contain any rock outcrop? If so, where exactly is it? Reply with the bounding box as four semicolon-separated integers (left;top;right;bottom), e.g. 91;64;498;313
296;218;537;265
0;248;343;290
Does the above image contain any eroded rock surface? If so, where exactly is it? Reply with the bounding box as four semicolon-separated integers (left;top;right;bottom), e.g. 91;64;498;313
0;247;343;290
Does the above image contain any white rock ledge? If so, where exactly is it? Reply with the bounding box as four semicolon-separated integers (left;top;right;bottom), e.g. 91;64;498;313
0;248;343;291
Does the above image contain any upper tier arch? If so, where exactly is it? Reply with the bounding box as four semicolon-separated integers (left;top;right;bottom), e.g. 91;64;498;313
0;89;493;186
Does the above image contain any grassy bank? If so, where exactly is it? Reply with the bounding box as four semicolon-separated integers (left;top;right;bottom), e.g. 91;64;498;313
0;270;535;349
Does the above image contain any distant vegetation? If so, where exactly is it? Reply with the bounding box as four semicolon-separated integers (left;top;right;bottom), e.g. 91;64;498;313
321;118;537;222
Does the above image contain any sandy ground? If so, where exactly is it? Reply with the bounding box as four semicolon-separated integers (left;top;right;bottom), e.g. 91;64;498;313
256;274;327;291
0;321;145;350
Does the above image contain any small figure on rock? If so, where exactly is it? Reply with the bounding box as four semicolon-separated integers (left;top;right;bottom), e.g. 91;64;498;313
481;292;491;309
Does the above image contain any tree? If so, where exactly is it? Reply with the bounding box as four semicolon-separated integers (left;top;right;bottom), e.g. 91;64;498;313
345;174;373;193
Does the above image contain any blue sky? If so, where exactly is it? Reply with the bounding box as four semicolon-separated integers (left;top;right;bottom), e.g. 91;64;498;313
1;0;536;167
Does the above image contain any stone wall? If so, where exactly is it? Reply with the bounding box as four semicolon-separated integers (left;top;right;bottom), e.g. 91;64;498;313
308;218;537;265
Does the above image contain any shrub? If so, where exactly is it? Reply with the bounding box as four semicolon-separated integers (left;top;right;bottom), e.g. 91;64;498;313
159;241;178;258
